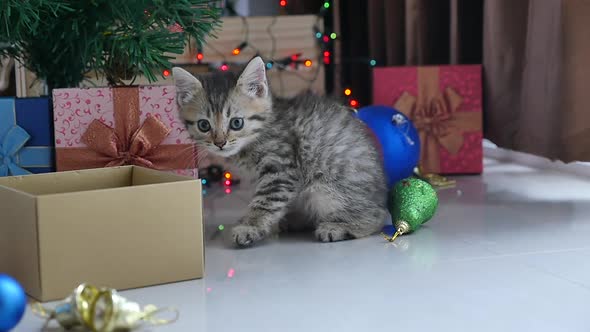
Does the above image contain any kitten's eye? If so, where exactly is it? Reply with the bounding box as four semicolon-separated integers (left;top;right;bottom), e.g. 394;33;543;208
197;120;211;132
229;117;244;131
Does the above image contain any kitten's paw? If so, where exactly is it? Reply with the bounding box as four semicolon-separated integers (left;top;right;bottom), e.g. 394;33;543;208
314;223;350;242
232;224;266;247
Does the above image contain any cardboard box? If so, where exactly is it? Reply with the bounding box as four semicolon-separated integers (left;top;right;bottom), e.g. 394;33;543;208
0;166;203;301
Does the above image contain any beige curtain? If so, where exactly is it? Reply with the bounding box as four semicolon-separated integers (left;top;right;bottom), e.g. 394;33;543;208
484;0;590;162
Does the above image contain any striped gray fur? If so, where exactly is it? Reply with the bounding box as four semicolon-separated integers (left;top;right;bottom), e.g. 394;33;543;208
173;57;387;247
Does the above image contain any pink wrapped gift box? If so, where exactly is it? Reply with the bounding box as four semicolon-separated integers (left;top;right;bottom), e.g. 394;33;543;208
373;65;483;174
53;85;198;177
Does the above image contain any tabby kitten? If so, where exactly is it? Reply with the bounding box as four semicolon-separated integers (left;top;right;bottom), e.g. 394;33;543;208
173;57;387;247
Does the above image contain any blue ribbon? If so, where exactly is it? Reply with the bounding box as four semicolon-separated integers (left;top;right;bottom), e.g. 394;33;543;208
1;98;33;176
1;98;53;175
0;126;32;176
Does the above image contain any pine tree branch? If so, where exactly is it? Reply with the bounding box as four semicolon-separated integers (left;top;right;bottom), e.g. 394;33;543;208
0;0;221;89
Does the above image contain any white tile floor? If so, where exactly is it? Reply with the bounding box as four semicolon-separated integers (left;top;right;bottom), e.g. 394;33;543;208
17;158;590;332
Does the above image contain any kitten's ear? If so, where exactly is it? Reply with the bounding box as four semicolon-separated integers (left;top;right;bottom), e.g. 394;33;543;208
237;56;268;98
172;67;202;105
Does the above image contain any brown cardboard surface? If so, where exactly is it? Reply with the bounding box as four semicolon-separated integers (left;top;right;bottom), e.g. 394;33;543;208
131;166;194;185
0;167;133;195
0;166;203;301
0;186;42;298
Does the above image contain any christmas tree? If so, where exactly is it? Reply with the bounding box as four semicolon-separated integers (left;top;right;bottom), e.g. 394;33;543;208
0;0;72;43
0;0;221;91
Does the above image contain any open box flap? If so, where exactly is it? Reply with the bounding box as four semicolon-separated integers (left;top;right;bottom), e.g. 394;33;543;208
0;166;198;196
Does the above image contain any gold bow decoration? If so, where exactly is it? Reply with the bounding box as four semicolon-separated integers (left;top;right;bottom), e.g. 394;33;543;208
414;166;456;189
31;283;178;332
393;67;481;174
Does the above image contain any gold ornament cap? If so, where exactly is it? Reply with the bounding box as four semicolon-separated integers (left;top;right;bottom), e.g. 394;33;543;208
381;221;412;242
394;220;411;234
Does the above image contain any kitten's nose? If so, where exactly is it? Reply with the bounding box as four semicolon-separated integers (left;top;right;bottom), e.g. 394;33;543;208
214;140;227;149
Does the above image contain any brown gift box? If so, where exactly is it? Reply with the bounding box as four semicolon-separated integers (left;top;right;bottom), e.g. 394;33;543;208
0;166;203;301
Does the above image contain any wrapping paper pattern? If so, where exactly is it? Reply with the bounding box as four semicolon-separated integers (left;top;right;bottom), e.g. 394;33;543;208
373;65;483;174
53;86;198;177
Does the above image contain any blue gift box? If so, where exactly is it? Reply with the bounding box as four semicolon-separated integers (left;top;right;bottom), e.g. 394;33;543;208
0;97;55;176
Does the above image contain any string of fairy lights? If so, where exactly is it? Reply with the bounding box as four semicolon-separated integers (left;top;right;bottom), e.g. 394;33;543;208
164;0;376;107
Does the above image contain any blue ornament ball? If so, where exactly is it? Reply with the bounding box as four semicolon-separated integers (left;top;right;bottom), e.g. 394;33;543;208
356;105;420;189
0;274;27;332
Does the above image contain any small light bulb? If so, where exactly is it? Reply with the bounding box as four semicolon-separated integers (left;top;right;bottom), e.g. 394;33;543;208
232;42;247;56
224;172;232;179
225;188;232;194
369;59;377;66
304;60;313;67
220;64;229;71
315;32;323;38
201;179;207;185
322;35;330;43
324;2;330;9
330;33;337;40
280;0;287;6
266;62;273;69
344;88;352;96
323;51;330;57
225;180;231;186
218;224;225;231
350;99;359;107
163;69;170;77
196;53;204;61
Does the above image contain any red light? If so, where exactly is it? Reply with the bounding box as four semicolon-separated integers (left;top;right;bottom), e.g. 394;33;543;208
163;70;170;77
225;180;231;186
304;60;312;67
227;268;235;278
196;53;204;61
323;51;330;57
279;0;287;6
225;188;232;194
169;22;184;33
220;64;229;71
322;35;330;43
291;54;299;62
350;99;358;107
323;56;330;64
232;48;241;55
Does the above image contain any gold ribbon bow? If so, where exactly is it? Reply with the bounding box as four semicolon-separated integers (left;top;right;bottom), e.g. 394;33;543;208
82;116;170;169
31;283;179;332
393;67;481;173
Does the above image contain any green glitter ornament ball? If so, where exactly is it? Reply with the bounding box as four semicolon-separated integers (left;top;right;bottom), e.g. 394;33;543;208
389;177;439;235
